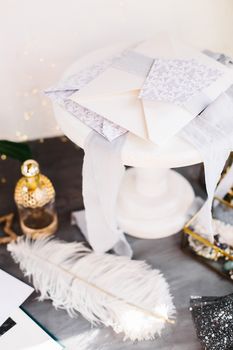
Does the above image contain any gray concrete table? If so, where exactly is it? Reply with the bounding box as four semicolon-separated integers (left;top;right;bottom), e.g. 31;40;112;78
0;137;232;350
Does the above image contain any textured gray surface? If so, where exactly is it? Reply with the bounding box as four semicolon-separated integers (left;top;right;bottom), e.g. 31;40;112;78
0;137;232;350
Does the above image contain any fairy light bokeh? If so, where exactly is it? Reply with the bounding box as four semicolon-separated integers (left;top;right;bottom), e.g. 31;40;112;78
1;0;232;142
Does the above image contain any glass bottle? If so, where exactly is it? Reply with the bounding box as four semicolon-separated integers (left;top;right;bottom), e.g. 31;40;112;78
14;159;58;238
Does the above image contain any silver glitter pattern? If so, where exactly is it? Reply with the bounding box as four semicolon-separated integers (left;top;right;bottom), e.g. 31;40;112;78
139;58;222;105
64;99;126;142
45;57;127;141
112;50;153;77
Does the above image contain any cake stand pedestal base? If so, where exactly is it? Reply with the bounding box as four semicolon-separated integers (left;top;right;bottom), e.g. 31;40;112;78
117;167;195;239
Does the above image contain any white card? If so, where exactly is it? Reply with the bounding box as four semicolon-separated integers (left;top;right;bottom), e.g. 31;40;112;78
0;269;34;325
0;308;63;350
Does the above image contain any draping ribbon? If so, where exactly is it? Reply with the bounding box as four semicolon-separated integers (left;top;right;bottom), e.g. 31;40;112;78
71;132;132;257
180;91;233;241
181;51;233;242
204;53;233;209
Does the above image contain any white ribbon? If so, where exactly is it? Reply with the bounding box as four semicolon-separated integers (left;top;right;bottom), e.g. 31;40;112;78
72;132;132;257
180;91;233;241
180;51;233;241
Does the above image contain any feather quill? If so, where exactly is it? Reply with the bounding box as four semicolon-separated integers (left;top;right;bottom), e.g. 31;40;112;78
8;236;175;341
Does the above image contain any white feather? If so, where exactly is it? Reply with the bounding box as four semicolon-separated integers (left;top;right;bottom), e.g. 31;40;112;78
8;236;175;341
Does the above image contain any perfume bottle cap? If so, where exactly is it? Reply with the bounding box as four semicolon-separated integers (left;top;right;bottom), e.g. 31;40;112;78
21;159;40;177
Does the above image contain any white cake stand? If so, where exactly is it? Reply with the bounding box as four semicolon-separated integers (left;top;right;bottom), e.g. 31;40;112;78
53;43;202;239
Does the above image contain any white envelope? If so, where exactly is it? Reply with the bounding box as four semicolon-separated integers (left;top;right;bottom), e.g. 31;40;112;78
70;68;149;139
69;34;233;145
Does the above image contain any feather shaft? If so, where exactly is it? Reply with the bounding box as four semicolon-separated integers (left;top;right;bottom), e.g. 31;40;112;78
32;250;174;324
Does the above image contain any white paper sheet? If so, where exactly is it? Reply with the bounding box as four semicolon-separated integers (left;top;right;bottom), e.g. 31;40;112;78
0;308;63;350
0;269;34;325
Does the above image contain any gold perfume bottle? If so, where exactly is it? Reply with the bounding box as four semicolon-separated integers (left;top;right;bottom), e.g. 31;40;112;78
14;159;58;238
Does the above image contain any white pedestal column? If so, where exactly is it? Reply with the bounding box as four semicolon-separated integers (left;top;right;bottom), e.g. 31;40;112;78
117;167;195;239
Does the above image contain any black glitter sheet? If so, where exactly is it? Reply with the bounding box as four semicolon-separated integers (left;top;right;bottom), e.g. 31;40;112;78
190;293;233;349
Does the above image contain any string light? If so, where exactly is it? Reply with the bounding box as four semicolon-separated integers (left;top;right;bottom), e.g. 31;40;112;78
16;131;29;141
1;154;7;160
15;55;61;142
21;135;28;141
24;111;34;121
60;136;68;143
1;177;7;184
31;88;38;95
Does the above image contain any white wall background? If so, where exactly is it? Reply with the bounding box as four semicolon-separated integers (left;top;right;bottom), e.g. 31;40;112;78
0;0;233;141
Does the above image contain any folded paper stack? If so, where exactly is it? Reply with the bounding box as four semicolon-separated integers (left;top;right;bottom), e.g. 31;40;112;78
46;34;233;145
46;33;233;254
